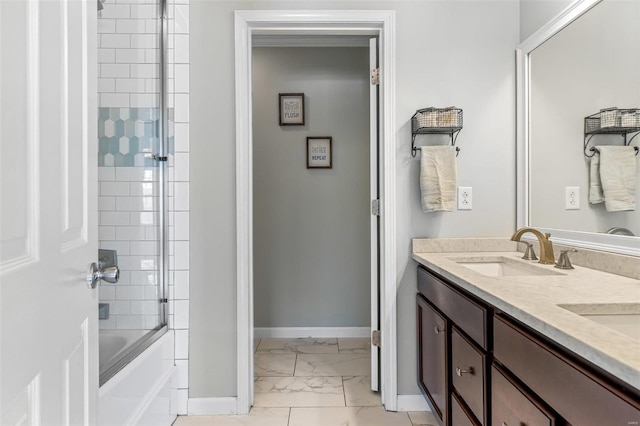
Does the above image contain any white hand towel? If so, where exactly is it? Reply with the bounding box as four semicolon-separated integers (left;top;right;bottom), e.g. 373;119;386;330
589;151;604;204
598;146;637;212
420;146;457;212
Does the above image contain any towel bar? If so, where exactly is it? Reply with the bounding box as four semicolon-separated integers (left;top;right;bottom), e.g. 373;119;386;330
412;145;460;157
587;146;639;157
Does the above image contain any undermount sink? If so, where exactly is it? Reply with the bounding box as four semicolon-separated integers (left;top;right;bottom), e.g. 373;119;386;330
558;303;640;341
452;256;564;277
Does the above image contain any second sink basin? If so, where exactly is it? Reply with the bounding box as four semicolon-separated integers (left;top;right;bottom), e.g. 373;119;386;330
558;303;640;341
452;256;564;277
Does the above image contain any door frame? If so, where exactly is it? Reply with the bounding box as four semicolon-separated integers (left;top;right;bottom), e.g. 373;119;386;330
234;10;397;414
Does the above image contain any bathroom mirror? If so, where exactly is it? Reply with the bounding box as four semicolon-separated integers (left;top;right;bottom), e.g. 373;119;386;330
517;0;640;255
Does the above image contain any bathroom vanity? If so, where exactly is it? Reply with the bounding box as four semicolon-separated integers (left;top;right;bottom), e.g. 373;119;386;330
413;238;640;426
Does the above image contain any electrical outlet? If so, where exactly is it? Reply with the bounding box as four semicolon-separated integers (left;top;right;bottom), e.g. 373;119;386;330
458;187;472;210
565;186;580;210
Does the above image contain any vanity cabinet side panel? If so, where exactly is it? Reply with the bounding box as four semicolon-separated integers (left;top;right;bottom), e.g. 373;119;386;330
417;294;448;426
494;315;640;426
417;266;489;349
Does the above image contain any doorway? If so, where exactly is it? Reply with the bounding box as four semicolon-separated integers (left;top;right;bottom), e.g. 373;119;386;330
234;10;397;414
251;43;376;407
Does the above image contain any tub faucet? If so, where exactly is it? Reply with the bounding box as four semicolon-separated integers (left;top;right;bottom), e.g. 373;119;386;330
510;227;556;265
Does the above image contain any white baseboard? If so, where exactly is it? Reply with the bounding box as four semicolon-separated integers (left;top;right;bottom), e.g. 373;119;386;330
254;327;370;339
187;397;238;415
396;395;430;412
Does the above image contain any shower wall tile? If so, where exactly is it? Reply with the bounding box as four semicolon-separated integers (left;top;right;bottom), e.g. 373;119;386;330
102;34;131;49
100;4;131;19
98;18;116;33
100;240;131;256
99;226;116;240
99;196;116;211
174;5;189;34
174;330;189;359
99;78;116;93
173;300;189;329
130;4;157;19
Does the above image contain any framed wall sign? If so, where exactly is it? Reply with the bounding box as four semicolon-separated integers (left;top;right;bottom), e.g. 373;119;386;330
307;137;332;168
279;93;305;126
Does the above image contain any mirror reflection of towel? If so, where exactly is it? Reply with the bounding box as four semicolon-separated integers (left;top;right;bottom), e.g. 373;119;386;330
589;151;604;204
420;146;457;212
590;146;637;211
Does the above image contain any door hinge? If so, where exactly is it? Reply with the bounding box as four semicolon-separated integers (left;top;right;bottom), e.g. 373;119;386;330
371;67;380;85
371;199;380;216
372;330;381;347
160;298;168;303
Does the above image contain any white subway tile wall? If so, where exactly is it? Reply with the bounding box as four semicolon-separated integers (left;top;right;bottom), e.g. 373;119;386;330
98;166;162;331
98;0;161;108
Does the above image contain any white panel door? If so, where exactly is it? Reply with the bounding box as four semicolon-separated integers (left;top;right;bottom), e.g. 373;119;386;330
0;0;98;424
369;37;380;392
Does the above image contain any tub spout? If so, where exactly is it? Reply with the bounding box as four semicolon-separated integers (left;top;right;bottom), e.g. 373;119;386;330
510;227;555;265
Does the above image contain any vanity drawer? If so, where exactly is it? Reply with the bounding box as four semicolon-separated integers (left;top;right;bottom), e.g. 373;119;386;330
494;314;640;425
491;363;557;426
417;266;489;349
452;391;481;426
452;327;487;425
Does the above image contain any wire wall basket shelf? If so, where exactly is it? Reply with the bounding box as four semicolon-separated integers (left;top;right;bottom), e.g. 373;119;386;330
411;107;463;157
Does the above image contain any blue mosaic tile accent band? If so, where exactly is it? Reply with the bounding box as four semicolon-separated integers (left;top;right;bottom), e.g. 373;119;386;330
98;107;173;167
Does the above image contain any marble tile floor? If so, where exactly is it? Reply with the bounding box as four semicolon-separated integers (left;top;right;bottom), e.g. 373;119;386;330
173;338;437;426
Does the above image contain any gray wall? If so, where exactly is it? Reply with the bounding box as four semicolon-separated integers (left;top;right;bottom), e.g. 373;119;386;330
190;0;519;398
529;0;640;235
252;47;371;328
520;0;573;42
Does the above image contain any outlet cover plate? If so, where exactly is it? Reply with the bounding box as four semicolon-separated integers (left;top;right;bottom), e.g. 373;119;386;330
458;187;472;210
565;186;580;210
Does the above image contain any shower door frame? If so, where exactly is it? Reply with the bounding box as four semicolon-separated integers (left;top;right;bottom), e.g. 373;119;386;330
234;10;397;414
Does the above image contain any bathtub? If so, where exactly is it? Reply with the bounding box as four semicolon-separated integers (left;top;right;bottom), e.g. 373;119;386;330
98;328;176;426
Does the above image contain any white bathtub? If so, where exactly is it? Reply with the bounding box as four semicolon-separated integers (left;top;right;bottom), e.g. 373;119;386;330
99;329;149;374
98;329;176;426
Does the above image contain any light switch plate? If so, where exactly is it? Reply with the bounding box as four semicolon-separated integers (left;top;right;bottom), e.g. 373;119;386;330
565;186;580;210
458;187;472;210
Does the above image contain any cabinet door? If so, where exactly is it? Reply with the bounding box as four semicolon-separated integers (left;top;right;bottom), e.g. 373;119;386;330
417;294;448;425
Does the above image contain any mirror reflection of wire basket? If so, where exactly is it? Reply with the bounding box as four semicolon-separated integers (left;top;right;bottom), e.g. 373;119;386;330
585;108;640;133
412;107;463;133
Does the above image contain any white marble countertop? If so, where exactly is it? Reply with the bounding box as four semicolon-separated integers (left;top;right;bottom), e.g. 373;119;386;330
412;238;640;391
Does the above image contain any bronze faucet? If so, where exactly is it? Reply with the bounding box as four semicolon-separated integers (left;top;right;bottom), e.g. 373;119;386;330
510;227;556;265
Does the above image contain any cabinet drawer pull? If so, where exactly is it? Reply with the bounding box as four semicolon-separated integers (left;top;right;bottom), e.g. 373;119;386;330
434;325;445;334
456;366;474;376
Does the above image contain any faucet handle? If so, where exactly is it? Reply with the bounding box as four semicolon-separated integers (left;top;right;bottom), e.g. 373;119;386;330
555;249;577;270
522;242;538;261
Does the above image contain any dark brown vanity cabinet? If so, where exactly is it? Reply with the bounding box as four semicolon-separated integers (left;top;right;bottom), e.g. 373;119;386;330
417;266;489;426
417;264;640;426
